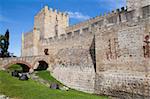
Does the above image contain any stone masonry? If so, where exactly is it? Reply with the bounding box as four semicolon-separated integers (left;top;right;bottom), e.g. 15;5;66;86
20;0;150;98
0;55;53;71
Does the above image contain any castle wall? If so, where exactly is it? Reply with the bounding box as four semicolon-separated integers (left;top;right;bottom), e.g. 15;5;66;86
34;5;150;97
34;9;45;39
39;30;96;93
52;65;95;93
23;6;69;56
21;1;150;98
22;32;34;56
95;13;150;98
51;45;95;93
127;0;150;11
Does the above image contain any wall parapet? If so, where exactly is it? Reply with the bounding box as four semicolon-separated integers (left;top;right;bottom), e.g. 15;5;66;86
40;30;93;46
66;5;150;35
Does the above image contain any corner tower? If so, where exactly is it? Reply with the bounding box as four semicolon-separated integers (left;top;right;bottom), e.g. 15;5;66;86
34;6;69;39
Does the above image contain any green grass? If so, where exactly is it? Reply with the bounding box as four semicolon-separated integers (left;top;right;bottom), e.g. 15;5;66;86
35;70;64;86
0;70;108;99
7;64;22;71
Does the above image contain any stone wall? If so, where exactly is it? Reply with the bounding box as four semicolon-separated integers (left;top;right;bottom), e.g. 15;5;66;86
22;32;34;56
95;13;150;98
95;71;150;99
52;65;95;93
51;48;95;93
22;6;69;56
0;55;52;71
34;6;69;39
127;0;150;11
41;30;96;93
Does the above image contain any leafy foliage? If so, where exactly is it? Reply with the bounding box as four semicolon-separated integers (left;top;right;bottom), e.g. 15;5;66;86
0;29;10;57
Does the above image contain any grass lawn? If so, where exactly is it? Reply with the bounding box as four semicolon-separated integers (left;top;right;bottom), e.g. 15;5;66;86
0;70;108;99
7;64;22;71
35;70;64;86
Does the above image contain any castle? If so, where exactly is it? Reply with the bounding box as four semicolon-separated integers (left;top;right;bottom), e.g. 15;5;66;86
21;0;150;98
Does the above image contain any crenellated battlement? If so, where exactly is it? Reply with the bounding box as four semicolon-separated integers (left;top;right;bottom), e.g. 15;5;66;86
65;7;127;31
35;6;68;17
65;5;149;38
32;4;150;44
22;2;150;57
33;5;69;39
35;4;150;48
40;28;92;46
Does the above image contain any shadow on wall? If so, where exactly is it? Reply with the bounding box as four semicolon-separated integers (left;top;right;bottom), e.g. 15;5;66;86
89;35;96;72
34;61;48;71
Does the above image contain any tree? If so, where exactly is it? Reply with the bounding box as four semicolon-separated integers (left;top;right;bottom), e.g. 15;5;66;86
0;29;10;57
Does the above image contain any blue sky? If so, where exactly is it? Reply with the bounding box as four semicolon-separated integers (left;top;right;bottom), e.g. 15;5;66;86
0;0;126;56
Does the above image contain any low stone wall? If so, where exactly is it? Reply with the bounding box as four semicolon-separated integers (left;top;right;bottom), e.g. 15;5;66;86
50;47;96;93
51;65;95;93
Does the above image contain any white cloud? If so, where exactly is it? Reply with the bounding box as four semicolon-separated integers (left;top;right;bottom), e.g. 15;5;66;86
66;11;91;21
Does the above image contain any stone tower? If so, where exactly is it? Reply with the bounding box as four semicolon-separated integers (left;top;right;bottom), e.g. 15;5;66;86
127;0;150;11
34;6;69;39
21;6;69;56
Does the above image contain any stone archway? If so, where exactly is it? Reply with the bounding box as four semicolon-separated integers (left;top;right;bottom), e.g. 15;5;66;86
34;60;49;71
4;60;32;72
33;57;50;71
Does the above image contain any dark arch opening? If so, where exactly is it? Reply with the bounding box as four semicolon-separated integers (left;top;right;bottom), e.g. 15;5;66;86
18;63;30;72
8;63;30;73
34;60;48;71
